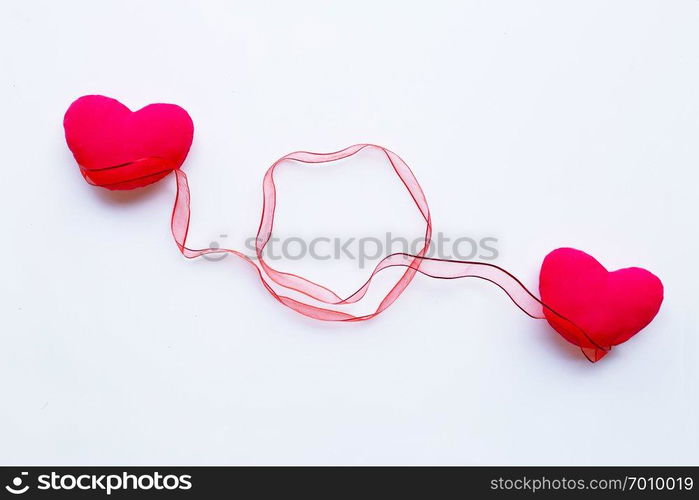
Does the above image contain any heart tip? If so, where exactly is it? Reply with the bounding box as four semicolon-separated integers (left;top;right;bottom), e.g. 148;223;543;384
581;346;609;363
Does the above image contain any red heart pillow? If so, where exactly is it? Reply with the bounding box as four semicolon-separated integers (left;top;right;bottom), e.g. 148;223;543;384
63;95;194;190
539;248;663;361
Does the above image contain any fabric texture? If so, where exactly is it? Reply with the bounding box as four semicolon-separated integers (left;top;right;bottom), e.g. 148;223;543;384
539;247;664;361
63;95;193;190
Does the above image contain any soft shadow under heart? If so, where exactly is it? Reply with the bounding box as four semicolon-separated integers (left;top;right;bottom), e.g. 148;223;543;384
534;320;591;362
89;174;171;207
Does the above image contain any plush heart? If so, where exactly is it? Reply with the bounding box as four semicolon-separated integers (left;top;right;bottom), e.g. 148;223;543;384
64;95;194;190
539;248;663;361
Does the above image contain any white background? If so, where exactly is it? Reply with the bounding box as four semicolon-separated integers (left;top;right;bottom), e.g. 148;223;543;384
1;0;698;465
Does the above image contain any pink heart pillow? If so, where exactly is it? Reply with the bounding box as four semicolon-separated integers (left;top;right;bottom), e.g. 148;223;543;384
64;95;194;190
539;248;663;361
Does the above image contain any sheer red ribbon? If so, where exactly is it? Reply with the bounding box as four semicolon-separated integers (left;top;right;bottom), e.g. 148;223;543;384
168;144;609;361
